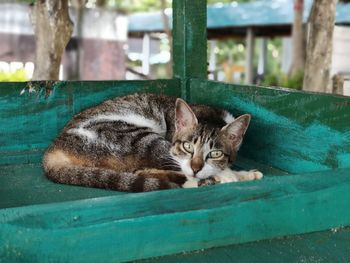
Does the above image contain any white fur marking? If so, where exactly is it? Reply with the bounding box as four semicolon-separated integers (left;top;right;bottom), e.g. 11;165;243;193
196;163;221;179
223;112;235;124
92;113;164;134
67;112;165;149
171;156;194;178
67;127;97;140
215;168;239;183
216;169;263;183
182;180;199;188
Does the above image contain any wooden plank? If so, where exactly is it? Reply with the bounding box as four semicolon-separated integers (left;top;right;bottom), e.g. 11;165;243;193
172;0;207;98
143;228;350;263
0;79;181;166
0;156;285;209
1;168;350;262
189;79;350;174
0;163;124;209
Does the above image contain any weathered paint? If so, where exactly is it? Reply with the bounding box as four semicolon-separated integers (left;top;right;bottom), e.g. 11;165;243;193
1;77;350;262
0;163;124;209
142;228;350;263
172;0;207;99
1;168;350;262
189;79;350;173
0;156;286;210
0;79;181;166
1;0;350;261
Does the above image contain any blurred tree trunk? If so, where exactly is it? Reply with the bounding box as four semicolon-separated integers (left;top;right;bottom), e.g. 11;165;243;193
160;0;173;77
289;0;305;77
30;0;73;80
303;0;337;92
71;0;86;80
95;0;106;7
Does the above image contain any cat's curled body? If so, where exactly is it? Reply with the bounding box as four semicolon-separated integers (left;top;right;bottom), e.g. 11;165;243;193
43;93;262;192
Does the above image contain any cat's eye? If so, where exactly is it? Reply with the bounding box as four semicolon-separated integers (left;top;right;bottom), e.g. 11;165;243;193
182;142;194;153
208;150;223;159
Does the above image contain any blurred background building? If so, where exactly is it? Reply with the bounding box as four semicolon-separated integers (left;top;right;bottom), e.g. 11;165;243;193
0;0;349;94
0;3;127;80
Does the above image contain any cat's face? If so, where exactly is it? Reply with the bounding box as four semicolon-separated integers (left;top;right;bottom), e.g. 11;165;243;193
170;99;250;180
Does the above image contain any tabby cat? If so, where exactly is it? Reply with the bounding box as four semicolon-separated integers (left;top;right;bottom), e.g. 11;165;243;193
43;93;262;192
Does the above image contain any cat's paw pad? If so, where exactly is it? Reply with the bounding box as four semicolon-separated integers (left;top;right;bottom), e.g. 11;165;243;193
182;180;199;188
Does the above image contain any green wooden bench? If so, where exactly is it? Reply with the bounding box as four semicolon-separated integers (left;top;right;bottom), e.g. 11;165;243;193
1;1;350;262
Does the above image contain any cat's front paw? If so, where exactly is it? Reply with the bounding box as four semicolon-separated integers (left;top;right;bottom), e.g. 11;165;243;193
216;168;263;183
250;169;263;180
215;169;239;183
237;169;263;181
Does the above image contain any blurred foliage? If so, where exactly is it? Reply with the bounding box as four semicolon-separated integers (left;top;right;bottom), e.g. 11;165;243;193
211;37;282;84
0;69;29;82
262;71;304;90
282;71;304;90
265;38;282;76
262;74;279;86
215;39;246;66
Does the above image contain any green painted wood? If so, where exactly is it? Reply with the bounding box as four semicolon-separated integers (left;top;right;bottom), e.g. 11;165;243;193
143;228;350;263
0;156;284;209
0;79;181;166
172;0;207;99
1;1;350;261
189;79;350;174
0;163;124;209
1;168;350;262
1;77;350;262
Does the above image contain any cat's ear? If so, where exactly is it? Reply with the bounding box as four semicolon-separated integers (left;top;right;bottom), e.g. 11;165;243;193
175;98;198;131
220;114;251;151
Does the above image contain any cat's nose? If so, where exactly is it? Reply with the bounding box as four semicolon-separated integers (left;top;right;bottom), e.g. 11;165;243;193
191;157;204;175
192;167;202;175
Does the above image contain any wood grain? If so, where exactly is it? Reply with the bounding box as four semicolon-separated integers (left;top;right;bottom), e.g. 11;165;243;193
190;79;350;173
0;79;181;166
1;168;350;262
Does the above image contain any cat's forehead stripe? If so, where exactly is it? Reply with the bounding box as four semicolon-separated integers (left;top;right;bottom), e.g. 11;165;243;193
209;140;214;148
205;135;211;143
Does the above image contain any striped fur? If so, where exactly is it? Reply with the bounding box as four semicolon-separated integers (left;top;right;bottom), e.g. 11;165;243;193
43;93;249;192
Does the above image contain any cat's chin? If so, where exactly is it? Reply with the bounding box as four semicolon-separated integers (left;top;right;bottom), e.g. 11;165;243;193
184;174;198;181
195;175;212;180
186;173;215;181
